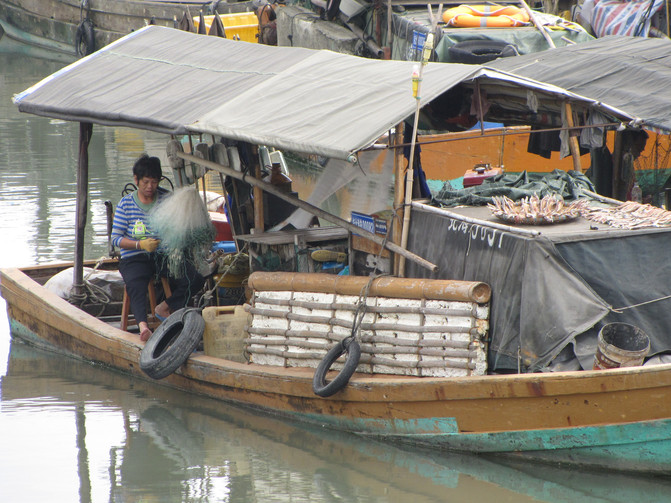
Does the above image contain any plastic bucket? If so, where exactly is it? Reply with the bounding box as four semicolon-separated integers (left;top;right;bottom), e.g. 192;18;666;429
593;322;650;370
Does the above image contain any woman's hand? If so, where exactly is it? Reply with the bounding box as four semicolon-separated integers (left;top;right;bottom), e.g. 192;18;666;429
139;238;160;252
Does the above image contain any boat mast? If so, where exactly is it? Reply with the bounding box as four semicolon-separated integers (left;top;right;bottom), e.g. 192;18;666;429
72;122;92;299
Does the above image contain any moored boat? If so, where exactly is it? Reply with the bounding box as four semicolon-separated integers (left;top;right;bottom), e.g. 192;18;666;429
4;262;671;473
4;25;671;474
0;0;255;56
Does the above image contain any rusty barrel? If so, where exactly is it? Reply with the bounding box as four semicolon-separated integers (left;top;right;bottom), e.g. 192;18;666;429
593;322;650;370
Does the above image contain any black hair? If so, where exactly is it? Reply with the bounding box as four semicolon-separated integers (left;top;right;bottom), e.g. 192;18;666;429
133;153;162;180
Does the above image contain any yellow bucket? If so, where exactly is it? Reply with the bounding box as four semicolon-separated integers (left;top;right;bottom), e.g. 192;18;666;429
194;12;259;43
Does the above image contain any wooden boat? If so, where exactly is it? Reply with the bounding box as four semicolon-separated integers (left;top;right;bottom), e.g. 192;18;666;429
4;261;671;474
0;0;254;56
5;26;671;474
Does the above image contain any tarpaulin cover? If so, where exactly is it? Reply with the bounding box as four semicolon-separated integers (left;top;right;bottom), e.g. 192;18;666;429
406;204;671;371
12;25;483;160
489;35;671;133
433;169;595;207
13;25;633;161
590;0;665;37
390;10;593;62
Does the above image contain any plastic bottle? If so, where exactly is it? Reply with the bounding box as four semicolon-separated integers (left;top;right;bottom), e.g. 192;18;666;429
411;65;420;99
631;182;642;203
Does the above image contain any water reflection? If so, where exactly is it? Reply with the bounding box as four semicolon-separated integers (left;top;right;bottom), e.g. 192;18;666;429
1;50;170;266
3;341;671;503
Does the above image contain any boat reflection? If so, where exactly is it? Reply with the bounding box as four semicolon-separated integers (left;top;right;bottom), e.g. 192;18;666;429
3;340;671;503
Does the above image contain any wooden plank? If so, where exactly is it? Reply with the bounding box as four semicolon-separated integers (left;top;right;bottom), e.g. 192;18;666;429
237;226;348;245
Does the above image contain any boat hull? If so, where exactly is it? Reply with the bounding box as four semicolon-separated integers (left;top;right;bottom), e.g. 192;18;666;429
0;0;253;56
3;264;671;473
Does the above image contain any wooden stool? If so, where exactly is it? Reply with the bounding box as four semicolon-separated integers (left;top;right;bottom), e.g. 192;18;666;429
120;277;172;331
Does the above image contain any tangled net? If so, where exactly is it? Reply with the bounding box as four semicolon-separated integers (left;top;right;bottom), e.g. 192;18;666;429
149;187;215;277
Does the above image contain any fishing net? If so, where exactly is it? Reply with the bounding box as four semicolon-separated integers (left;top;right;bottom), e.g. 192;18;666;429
149;187;215;278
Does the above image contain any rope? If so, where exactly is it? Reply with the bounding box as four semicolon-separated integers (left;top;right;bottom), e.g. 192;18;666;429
343;211;397;348
612;293;671;313
68;256;112;317
198;245;249;308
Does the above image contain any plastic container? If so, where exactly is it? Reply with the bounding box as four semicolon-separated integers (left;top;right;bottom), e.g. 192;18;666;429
593;322;650;370
202;305;249;362
463;163;504;187
213;271;247;305
631;182;643;203
210;212;233;241
194;13;259;43
212;241;237;254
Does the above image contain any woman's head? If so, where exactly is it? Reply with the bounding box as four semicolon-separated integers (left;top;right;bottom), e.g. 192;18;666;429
132;154;162;181
133;154;162;202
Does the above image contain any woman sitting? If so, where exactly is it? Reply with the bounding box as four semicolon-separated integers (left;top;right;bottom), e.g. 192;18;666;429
111;154;205;341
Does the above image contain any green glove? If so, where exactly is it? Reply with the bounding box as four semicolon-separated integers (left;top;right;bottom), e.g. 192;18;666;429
139;238;160;252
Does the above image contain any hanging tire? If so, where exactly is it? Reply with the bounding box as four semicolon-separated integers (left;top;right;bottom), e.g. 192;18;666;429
312;339;361;397
140;308;205;379
448;39;519;64
75;19;95;57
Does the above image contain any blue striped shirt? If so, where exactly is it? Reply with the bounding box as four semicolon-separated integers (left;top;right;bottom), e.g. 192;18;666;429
111;189;168;259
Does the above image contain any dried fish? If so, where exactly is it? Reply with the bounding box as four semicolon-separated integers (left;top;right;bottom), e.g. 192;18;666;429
582;202;671;230
488;194;586;225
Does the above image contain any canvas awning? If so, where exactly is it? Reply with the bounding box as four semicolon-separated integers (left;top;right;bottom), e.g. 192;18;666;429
489;35;671;134
13;25;635;161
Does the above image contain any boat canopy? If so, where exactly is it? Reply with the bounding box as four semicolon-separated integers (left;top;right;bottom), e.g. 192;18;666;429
489;35;671;134
13;25;635;161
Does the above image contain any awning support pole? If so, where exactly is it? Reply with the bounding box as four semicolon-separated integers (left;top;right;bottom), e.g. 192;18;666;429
398;29;435;277
72;122;92;299
564;101;582;172
252;147;265;232
392;122;405;275
177;151;438;272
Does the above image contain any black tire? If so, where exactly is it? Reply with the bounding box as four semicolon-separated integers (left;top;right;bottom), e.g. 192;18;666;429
140;308;205;379
448;39;519;64
75;19;95;57
312;339;361;397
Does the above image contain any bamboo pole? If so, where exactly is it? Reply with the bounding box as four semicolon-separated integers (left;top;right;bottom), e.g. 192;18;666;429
519;0;556;49
177;151;438;272
564;101;582;172
392;122;405;275
252;147;264;232
612;130;624;199
398;29;436;277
